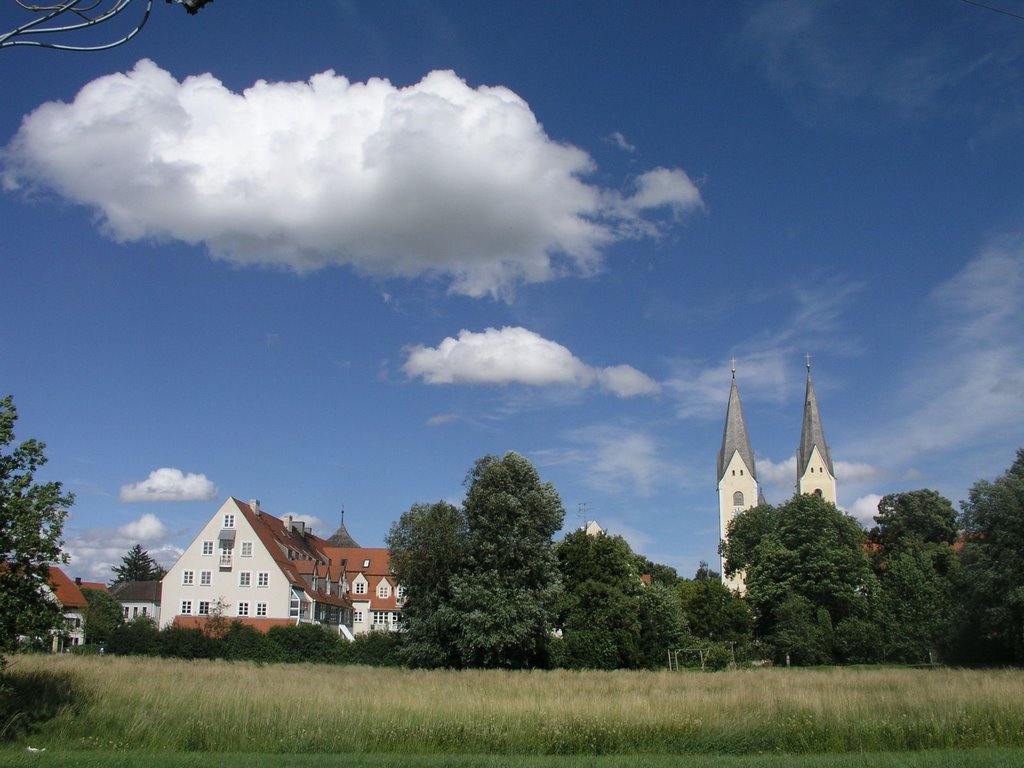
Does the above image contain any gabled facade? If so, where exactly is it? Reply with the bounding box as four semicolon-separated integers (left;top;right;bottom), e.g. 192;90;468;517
326;547;403;635
161;498;352;636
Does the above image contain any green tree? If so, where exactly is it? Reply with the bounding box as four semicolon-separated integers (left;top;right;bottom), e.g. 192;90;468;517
81;587;123;646
958;449;1024;663
869;489;958;553
387;452;564;669
385;500;467;668
677;563;753;651
722;493;873;664
864;490;959;663
556;529;644;669
555;529;689;669
0;395;74;663
110;544;165;585
451;452;564;669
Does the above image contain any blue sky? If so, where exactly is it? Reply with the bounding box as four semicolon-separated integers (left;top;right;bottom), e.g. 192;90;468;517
2;1;1023;582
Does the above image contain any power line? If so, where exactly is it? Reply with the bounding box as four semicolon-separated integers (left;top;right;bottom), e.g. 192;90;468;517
959;0;1024;22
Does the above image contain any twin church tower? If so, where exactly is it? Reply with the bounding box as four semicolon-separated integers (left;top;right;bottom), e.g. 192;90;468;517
716;358;836;587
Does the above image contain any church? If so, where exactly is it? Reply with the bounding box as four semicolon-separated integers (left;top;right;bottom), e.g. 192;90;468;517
716;359;836;589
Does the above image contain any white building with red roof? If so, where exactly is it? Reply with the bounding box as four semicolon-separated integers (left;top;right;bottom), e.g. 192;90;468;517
161;498;354;637
325;547;404;635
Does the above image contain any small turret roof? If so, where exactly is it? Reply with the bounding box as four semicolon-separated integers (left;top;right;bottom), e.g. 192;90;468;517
327;510;360;548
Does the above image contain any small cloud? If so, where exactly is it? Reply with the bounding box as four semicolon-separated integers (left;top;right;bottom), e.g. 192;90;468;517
119;468;218;503
117;513;168;540
426;413;460;427
403;326;659;398
835;460;881;483
847;494;882;526
265;333;280;347
756;455;795;486
539;426;672;497
605;131;637;153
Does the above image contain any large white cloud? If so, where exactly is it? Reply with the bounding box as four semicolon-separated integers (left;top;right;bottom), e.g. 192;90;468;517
119;468;218;503
403;326;660;397
2;61;702;298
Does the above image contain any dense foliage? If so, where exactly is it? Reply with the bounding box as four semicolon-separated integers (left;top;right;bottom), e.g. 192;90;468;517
958;449;1024;663
387;452;564;669
0;395;75;664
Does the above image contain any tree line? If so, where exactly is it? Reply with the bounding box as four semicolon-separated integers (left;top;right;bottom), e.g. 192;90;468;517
3;391;1023;670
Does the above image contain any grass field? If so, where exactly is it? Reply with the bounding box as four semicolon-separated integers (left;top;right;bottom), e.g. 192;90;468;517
3;655;1024;762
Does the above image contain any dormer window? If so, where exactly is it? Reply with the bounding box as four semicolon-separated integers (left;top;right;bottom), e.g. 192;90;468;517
377;583;391;599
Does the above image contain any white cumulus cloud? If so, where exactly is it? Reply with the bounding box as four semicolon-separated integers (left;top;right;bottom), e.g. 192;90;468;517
119;468;218;503
403;326;659;398
847;494;882;526
3;61;702;299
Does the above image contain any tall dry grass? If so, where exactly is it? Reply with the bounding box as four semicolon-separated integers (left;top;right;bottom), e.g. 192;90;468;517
7;655;1024;754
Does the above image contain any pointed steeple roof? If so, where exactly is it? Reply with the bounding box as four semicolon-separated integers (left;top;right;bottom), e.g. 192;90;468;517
798;358;834;478
718;365;757;483
327;509;360;548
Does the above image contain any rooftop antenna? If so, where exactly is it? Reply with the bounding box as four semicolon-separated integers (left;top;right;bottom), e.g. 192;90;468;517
1;0;214;52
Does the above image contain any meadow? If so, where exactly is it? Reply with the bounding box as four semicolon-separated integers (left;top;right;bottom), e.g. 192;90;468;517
3;654;1024;765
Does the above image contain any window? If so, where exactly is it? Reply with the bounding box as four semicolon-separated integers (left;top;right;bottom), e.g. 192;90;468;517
396;585;406;604
256;603;267;617
733;491;745;506
237;602;249;617
219;542;233;566
180;600;192;615
371;610;388;626
141;607;148;617
814;488;823;497
241;541;253;557
377;582;391;599
362;559;370;568
182;570;194;586
257;572;269;588
223;513;235;528
391;612;401;626
200;570;212;586
198;601;211;616
354;581;366;595
123;606;129;619
132;607;139;618
353;610;364;623
239;572;251;587
202;540;214;556
739;469;744;476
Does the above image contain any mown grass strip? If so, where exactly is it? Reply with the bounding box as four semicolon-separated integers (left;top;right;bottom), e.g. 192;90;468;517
3;749;1024;768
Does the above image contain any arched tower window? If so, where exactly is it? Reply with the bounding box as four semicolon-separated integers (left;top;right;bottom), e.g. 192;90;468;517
733;491;745;506
814;488;823;497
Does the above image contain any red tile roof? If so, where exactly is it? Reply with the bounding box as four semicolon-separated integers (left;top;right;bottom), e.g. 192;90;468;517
48;566;87;609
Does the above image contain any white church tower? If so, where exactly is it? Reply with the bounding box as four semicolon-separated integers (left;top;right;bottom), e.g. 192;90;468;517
796;357;837;504
717;363;759;590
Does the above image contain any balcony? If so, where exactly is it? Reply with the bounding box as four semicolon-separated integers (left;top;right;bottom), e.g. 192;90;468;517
219;554;232;570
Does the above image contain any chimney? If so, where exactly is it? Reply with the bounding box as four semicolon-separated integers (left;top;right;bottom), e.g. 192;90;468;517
250;499;261;516
75;577;82;586
283;514;293;531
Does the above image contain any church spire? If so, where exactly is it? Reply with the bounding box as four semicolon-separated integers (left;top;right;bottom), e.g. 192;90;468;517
797;356;836;502
718;363;757;484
